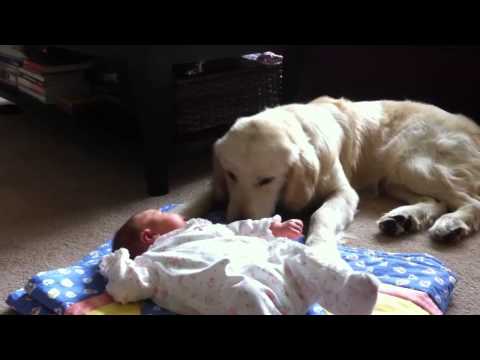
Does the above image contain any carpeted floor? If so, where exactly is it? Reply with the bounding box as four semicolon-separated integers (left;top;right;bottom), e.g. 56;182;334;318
1;109;478;315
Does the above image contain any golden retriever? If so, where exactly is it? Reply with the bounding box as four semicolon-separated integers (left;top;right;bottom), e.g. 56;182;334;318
177;96;480;250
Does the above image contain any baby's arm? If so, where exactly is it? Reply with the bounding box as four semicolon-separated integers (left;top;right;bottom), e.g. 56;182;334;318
99;248;156;304
226;215;303;240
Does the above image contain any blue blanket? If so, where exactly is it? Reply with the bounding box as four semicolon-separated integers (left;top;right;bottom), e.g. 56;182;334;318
6;205;457;315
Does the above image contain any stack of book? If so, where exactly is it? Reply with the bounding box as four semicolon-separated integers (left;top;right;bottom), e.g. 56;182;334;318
17;66;91;104
8;46;93;104
0;45;26;88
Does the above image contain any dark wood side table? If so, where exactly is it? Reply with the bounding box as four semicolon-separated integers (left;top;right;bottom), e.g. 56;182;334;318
7;45;306;196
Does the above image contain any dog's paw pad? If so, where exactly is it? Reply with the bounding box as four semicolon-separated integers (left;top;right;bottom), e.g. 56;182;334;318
378;215;412;236
430;225;467;242
429;216;469;242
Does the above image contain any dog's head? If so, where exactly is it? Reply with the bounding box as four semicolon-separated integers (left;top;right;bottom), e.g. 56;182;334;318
213;106;330;221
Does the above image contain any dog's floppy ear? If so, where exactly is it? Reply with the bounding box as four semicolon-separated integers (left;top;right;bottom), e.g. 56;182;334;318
212;143;228;204
283;142;320;212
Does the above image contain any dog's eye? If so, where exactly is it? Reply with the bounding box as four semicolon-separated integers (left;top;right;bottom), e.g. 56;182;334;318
258;177;275;186
227;171;237;182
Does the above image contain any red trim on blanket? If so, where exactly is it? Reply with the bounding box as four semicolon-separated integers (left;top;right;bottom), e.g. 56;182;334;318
379;284;443;315
65;293;115;315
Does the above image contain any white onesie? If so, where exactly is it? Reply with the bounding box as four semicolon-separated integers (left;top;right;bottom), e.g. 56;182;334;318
100;216;379;315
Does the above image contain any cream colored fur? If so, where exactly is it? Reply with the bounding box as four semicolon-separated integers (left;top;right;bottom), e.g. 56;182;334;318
177;96;480;248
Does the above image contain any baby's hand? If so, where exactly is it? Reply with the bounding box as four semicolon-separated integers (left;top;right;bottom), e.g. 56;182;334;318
270;219;304;239
99;248;131;278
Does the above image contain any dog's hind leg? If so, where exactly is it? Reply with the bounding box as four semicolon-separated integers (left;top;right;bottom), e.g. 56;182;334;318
429;194;480;242
378;183;447;236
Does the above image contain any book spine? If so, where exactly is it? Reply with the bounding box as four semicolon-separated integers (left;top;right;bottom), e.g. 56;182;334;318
18;85;48;103
0;64;18;87
0;62;19;73
23;60;92;74
18;67;45;82
17;77;45;95
17;72;44;87
0;55;22;67
23;59;45;74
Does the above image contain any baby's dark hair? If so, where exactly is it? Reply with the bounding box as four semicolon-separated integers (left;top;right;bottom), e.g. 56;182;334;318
112;215;144;259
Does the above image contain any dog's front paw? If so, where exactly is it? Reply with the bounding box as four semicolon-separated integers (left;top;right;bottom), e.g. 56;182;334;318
378;214;414;236
377;207;421;236
429;215;470;242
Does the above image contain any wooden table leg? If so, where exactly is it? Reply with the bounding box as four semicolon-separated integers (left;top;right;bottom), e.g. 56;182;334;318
128;48;173;196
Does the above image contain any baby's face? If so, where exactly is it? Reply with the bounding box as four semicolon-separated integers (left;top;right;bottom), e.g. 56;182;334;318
136;209;186;238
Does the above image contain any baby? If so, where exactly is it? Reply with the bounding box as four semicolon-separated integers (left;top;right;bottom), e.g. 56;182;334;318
100;209;380;315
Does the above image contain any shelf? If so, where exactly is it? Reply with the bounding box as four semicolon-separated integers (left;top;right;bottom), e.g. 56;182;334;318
0;83;58;114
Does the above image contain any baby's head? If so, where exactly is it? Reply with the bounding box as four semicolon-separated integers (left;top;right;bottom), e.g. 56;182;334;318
112;209;186;259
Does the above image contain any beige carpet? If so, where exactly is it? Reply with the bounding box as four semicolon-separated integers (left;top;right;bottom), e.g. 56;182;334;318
1;110;478;315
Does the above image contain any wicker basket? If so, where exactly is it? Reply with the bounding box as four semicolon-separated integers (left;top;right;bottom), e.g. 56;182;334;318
174;55;283;137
